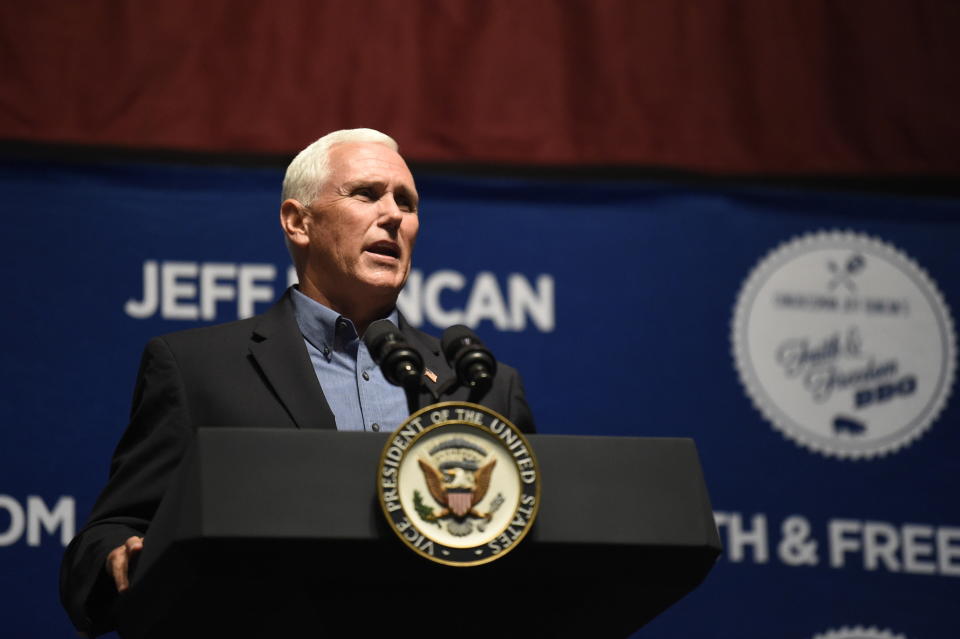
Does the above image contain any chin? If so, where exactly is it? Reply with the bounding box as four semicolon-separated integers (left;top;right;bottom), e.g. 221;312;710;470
357;275;406;297
359;266;408;288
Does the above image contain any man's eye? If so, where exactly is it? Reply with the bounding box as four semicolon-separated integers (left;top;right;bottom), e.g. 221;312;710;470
397;197;416;212
353;187;375;200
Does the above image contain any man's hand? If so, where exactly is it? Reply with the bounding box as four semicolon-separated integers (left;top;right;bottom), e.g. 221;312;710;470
105;536;144;592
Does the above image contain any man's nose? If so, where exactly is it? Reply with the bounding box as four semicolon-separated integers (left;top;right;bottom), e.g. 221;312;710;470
377;194;403;228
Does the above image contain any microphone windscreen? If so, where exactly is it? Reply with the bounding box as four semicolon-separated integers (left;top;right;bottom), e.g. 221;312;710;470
441;324;479;362
364;319;424;390
364;319;402;358
442;324;496;390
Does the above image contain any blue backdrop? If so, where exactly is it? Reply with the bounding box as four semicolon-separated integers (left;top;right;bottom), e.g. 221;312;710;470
1;159;957;638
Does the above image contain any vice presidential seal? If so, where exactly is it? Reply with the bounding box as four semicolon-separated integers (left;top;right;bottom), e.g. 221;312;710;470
733;231;955;459
377;402;539;566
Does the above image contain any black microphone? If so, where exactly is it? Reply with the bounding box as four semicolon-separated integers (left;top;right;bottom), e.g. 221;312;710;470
363;320;424;391
441;325;497;393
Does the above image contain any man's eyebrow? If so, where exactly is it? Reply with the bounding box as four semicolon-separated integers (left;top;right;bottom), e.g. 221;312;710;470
341;179;384;191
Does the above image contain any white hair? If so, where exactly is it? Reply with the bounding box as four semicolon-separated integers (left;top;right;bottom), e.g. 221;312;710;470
281;128;399;205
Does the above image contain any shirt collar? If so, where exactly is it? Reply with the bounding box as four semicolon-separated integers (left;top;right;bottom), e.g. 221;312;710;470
290;286;399;355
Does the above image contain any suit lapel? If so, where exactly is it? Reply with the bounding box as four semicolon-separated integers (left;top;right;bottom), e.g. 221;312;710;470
248;292;337;430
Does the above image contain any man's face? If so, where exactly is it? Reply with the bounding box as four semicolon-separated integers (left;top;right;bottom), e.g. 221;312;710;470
297;142;419;311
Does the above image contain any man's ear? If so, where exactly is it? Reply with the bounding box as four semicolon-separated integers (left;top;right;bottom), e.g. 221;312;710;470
280;199;310;248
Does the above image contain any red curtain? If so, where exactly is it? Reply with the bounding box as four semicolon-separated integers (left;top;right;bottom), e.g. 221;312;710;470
1;1;957;173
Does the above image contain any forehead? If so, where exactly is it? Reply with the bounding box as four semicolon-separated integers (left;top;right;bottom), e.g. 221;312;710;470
326;142;416;188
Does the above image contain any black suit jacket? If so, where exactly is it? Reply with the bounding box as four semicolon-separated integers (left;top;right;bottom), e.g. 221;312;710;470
60;290;534;636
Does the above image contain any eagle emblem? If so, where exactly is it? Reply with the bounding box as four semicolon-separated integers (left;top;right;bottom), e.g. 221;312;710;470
415;437;502;536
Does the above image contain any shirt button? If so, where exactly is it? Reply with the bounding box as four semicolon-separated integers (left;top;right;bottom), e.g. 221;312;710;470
371;423;380;432
362;371;370;381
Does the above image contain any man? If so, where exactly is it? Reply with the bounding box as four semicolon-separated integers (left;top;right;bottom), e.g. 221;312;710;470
60;128;535;636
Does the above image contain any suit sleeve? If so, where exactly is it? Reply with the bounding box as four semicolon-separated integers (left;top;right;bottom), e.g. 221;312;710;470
60;337;193;637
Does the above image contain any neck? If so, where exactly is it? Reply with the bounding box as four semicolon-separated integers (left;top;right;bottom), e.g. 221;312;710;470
295;280;394;337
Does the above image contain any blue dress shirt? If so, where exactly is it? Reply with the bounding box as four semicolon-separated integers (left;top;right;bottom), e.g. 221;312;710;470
290;287;409;432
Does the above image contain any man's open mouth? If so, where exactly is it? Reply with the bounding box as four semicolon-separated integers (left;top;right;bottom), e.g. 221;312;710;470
365;241;401;259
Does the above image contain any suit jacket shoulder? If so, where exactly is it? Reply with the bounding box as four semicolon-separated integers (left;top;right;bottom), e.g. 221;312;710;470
154;294;336;432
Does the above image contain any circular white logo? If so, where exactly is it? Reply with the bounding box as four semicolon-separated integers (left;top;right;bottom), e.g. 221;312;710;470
812;626;906;639
733;231;955;458
377;402;539;566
